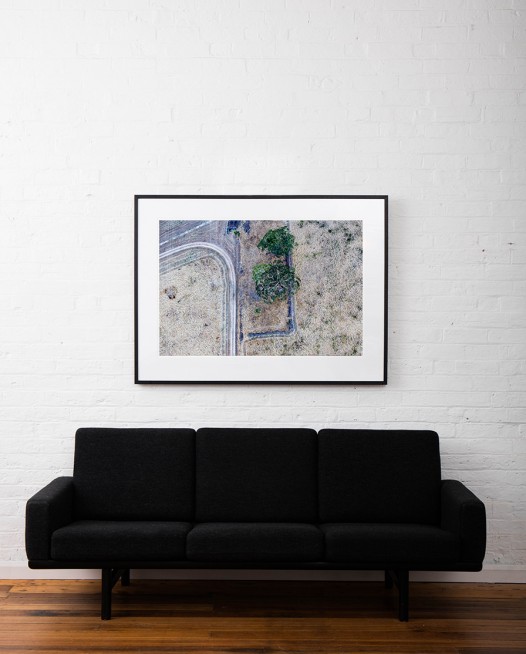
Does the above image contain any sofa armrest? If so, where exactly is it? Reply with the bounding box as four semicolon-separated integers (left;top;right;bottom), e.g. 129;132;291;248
441;479;486;566
25;477;74;562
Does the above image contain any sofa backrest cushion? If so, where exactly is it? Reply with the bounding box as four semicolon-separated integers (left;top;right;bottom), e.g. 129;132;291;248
318;429;441;524
196;428;318;522
73;428;195;520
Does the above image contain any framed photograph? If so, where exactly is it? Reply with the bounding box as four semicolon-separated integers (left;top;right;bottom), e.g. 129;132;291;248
135;195;387;384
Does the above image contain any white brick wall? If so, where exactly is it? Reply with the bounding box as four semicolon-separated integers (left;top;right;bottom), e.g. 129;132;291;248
0;0;525;580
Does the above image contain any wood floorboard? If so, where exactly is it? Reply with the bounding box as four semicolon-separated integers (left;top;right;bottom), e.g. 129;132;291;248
0;580;524;653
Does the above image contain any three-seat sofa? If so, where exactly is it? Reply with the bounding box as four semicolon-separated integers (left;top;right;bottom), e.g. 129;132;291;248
26;427;486;620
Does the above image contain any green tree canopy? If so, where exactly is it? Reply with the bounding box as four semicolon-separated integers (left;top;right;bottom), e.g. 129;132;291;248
257;226;296;258
252;262;300;304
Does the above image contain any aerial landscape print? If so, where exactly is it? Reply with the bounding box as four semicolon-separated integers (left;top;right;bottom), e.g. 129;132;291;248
159;218;363;357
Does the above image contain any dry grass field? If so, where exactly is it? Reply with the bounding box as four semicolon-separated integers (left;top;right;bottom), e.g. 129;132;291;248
159;255;225;356
158;219;362;358
243;220;363;356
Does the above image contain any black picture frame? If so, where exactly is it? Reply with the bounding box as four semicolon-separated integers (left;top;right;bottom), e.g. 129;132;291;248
135;195;388;384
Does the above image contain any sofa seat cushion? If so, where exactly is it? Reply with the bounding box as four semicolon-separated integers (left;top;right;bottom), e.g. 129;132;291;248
187;523;324;562
51;521;192;561
322;524;459;564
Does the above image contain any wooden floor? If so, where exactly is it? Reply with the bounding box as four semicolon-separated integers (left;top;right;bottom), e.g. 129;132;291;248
0;579;525;653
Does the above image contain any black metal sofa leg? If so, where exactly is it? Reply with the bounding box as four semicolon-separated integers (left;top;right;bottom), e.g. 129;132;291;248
101;568;130;620
121;569;130;587
385;569;409;621
397;570;409;622
101;568;112;620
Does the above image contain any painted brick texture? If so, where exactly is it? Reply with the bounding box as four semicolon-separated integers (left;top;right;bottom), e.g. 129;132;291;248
0;0;525;578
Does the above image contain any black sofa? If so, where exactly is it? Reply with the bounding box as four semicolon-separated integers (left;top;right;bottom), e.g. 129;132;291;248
26;427;486;621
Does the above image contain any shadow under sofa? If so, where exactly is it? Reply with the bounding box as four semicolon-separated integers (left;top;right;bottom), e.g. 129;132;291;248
25;427;486;620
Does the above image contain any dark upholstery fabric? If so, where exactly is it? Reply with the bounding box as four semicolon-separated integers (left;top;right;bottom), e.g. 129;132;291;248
51;520;191;561
318;429;442;524
73;428;195;520
195;428;318;522
25;427;486;575
441;479;486;564
322;523;459;564
25;477;74;561
187;523;324;562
